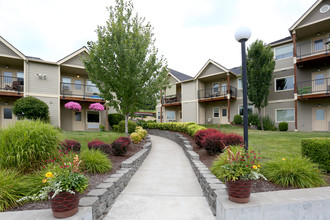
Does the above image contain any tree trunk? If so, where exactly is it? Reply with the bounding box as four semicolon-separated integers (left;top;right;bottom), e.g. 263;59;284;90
125;114;128;137
258;107;263;130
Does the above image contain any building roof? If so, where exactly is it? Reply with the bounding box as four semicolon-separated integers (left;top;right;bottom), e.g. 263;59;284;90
168;68;192;82
269;36;292;46
26;56;43;61
229;66;242;75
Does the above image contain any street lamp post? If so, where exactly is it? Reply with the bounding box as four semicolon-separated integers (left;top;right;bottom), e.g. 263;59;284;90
235;27;251;151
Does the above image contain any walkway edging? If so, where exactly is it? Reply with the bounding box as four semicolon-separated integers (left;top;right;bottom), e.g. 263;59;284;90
79;136;152;220
146;129;224;215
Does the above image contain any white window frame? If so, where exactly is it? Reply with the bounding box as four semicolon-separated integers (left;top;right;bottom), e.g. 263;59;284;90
274;44;293;60
275;108;295;122
212;82;219;94
75;80;82;90
274;76;294;92
166;110;176;121
238;105;254;116
86;110;100;124
237;78;242;90
213;107;220;118
62;77;71;90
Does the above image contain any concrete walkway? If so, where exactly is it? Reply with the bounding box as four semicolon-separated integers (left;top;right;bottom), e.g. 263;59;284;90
104;135;214;220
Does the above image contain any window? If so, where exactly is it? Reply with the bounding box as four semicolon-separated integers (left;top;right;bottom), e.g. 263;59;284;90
275;76;294;91
238;105;253;116
17;72;24;79
221;83;227;94
222;108;227;117
316;109;325;121
314;73;325;85
62;78;71;90
275;44;293;60
213;107;219;118
276;109;294;122
157;111;163;120
180;111;182;119
4;72;12;84
212;83;219;94
314;39;323;51
75;112;82;121
87;111;99;123
3;108;12;119
166;111;175;120
238;78;242;90
86;80;100;94
75;80;82;90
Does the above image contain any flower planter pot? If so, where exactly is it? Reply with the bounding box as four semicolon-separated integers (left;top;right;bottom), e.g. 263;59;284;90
49;191;80;218
226;180;252;204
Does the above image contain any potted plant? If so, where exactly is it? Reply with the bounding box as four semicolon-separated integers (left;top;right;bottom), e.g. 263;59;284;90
99;124;105;132
211;145;265;204
18;152;88;218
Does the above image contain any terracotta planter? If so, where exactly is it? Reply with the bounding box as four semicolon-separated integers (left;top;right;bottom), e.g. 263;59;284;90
226;180;253;204
49;191;80;218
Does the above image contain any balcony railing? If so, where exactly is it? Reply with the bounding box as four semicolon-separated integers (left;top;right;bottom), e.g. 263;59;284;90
60;82;102;99
162;93;181;105
198;86;237;99
0;75;24;93
297;77;330;97
296;37;330;59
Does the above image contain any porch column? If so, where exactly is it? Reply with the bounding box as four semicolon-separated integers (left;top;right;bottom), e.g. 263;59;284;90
227;73;231;123
105;104;109;131
160;89;163;123
293;32;298;130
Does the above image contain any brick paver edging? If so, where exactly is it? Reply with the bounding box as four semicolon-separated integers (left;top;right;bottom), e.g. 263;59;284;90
79;135;152;220
146;129;224;215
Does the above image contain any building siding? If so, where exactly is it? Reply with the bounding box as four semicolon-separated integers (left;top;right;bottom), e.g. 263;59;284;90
182;81;196;101
265;101;295;131
0;41;20;58
298;0;330;28
274;58;293;70
35;96;60;127
63;53;88;67
198;64;224;78
182;101;197;122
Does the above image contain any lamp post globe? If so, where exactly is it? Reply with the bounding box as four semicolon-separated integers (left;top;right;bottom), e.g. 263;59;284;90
235;27;251;151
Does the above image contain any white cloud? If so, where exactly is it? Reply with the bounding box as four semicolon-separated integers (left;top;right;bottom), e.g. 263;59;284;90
0;0;317;76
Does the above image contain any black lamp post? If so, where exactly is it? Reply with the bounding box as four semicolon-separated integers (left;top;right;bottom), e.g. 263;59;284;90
235;27;251;151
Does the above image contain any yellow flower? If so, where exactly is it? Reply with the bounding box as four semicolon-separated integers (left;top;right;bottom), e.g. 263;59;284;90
42;179;48;183
45;172;53;178
74;155;79;162
282;158;285;161
257;164;261;168
252;165;257;169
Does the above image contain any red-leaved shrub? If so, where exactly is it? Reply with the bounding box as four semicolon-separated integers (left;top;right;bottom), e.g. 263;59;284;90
88;140;111;154
194;128;219;148
111;137;131;156
201;132;243;155
59;139;81;152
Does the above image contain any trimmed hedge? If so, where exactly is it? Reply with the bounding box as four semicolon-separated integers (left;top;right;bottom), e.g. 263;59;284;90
279;122;288;131
108;113;125;127
233;114;243;125
194;128;218;148
145;122;205;137
117;120;137;134
111;137;131;156
88;140;111;154
201;132;244;155
301;138;330;172
59;140;81;152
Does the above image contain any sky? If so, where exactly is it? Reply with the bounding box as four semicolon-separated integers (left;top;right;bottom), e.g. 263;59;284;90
0;0;317;77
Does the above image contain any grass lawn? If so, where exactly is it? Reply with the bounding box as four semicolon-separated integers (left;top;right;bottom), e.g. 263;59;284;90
201;124;330;162
61;131;126;152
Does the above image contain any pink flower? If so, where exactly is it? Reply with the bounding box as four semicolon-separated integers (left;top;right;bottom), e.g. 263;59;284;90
51;160;54;162
64;101;81;112
89;103;105;111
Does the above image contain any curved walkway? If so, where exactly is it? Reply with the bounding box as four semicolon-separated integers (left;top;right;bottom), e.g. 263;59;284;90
105;135;214;220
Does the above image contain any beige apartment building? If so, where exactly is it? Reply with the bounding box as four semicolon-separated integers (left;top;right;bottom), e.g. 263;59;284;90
0;37;109;131
157;0;330;132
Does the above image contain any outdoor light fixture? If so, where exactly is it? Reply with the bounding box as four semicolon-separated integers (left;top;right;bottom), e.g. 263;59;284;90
235;26;251;151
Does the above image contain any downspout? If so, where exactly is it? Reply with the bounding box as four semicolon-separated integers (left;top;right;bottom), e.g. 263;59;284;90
227;73;231;124
160;89;163;123
293;32;298;131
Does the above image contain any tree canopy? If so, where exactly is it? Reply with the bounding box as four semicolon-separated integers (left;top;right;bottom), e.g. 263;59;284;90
246;39;275;130
84;0;168;135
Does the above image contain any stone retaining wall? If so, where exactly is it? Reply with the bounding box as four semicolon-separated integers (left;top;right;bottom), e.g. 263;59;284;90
79;136;152;220
146;129;223;215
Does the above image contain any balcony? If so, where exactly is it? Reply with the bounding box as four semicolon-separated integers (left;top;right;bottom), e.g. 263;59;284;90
60;82;104;102
0;75;24;96
296;37;330;64
198;86;237;102
297;77;330;99
162;93;181;107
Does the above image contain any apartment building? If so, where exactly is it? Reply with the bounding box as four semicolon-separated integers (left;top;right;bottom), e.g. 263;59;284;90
0;36;109;131
157;0;330;132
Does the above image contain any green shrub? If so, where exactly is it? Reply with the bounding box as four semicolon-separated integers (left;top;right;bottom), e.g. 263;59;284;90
136;120;145;127
80;150;112;174
130;132;142;144
301;138;330;172
0;120;60;172
279;122;288;131
117;120;137;133
262;156;326;188
233;115;243;125
248;113;260;125
13;96;50;122
113;125;119;132
108;113;125;127
258;115;275;131
99;124;105;131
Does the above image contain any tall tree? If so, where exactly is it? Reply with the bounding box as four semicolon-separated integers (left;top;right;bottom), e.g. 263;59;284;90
84;0;168;135
246;39;275;130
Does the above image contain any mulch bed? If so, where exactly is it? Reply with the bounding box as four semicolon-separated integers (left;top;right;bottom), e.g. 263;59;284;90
182;133;330;193
8;141;144;212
